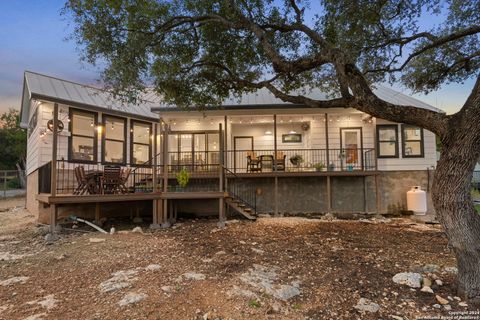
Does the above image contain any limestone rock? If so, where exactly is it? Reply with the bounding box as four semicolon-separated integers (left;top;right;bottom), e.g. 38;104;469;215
131;226;143;234
435;295;449;305
144;264;161;271
354;298;380;313
444;266;458;274
118;292;147;307
0;276;29;286
392;272;422;288
420;286;434;294
422;277;432;287
89;238;105;243
182;272;206;281
99;270;138;293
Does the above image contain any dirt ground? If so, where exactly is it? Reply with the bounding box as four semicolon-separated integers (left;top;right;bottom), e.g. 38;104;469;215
0;197;472;320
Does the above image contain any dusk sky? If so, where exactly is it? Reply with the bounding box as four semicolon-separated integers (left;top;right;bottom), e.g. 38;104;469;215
0;1;475;115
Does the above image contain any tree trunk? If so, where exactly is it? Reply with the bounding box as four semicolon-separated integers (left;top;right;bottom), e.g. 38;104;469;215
432;79;480;300
433;146;480;300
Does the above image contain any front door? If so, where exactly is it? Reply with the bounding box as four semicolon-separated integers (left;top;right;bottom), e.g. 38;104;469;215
233;136;254;173
340;128;363;170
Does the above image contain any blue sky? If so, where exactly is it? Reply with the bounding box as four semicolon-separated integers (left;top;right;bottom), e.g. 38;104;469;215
0;1;475;114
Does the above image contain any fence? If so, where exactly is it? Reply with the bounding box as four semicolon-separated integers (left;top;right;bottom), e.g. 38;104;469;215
0;170;26;199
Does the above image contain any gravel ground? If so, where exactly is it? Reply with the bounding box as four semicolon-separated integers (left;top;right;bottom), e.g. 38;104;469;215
0;198;470;320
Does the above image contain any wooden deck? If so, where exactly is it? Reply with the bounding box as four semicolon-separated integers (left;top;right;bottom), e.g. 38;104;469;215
36;191;226;204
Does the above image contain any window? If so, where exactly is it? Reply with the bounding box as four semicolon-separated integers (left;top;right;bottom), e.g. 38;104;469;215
69;109;97;162
102;115;126;164
376;125;398;158
169;131;220;167
130;120;152;165
402;125;424;158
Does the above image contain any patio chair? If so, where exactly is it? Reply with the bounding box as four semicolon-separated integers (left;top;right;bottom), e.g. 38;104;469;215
247;151;262;172
119;168;132;194
73;166;88;195
101;165;122;194
274;151;286;171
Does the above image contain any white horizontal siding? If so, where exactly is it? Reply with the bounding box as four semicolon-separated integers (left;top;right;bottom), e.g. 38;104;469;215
376;119;437;171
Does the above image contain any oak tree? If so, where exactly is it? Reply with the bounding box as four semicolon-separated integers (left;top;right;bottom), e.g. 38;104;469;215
64;0;480;300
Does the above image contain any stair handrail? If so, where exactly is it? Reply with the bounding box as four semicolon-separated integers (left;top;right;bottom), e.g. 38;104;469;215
222;165;257;214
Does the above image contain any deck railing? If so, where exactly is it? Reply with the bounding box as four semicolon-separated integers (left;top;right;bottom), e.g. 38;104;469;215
55;159;158;195
50;148;377;195
224;166;257;213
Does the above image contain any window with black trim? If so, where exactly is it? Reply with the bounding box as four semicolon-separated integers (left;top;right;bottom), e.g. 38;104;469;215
69;109;97;162
102;115;126;164
402;125;424;158
130;120;152;165
376;125;399;158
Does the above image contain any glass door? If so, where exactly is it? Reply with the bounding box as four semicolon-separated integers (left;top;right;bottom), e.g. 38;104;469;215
340;128;363;170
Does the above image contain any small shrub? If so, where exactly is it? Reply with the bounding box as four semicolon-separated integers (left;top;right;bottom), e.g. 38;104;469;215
248;299;261;308
6;177;21;189
176;167;190;188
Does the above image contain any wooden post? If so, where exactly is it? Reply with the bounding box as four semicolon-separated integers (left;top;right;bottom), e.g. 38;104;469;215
161;124;170;228
3;171;6;199
152;123;158;192
218;197;226;228
375;174;381;213
95;202;101;225
50;103;59;233
219;123;224;192
224;115;228;190
51;103;59;197
273;114;278;216
325;113;330;170
326;176;332;212
363;176;368;213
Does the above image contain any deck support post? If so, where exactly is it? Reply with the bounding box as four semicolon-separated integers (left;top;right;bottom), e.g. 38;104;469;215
150;199;161;229
363;176;368;213
49;103;59;234
375;174;381;213
49;204;58;234
217;197;226;228
94;202;101;225
326;176;332;213
161;199;170;228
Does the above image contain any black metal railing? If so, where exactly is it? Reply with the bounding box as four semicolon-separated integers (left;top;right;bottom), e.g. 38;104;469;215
166;164;220;192
225;148;376;173
224;166;257;214
55;159;157;194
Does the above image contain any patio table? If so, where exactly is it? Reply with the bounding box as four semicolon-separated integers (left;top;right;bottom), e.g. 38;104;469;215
85;171;103;194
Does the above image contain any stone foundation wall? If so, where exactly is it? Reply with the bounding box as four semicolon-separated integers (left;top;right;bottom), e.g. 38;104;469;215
226;170;434;216
29;170;435;223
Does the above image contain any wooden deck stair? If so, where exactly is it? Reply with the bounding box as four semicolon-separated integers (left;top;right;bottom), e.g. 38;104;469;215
225;195;257;220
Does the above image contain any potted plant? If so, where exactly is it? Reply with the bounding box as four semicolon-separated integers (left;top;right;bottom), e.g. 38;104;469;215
328;163;336;171
314;162;325;172
176;167;190;191
289;154;304;167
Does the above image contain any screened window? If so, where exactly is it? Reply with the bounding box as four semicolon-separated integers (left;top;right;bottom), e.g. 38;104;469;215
103;116;126;164
376;125;398;158
70;110;97;162
402;125;424;158
130;121;152;165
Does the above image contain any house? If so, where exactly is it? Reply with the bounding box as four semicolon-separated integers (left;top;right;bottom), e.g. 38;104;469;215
19;71;441;230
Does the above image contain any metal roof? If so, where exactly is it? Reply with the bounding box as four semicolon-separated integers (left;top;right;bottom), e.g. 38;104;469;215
21;71;159;123
153;86;443;113
20;71;443;126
